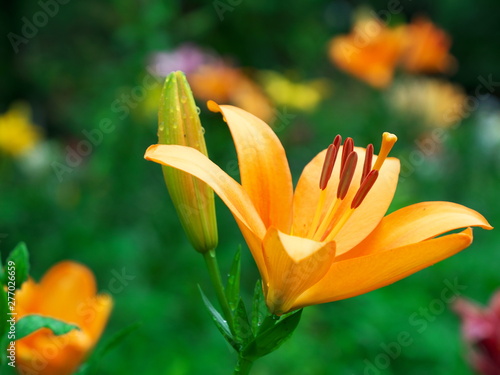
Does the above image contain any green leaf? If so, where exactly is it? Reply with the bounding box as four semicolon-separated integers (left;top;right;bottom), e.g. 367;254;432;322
15;315;79;340
243;309;303;360
233;298;253;345
0;249;4;283
0;288;9;365
198;285;238;350
75;322;141;375
4;242;30;290
251;280;266;336
225;246;241;311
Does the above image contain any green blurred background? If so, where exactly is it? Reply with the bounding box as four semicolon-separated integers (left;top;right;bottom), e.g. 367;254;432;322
1;0;500;374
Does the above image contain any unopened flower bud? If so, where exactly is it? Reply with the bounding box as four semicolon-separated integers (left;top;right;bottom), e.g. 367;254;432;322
158;71;218;253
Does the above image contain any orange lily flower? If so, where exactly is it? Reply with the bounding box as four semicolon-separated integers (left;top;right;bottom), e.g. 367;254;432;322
328;17;406;88
401;17;456;74
145;103;492;315
15;261;113;375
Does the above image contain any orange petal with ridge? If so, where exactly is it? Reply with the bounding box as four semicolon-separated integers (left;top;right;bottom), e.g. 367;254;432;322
340;201;492;260
293;228;474;308
146;144;265;238
208;102;294;233
263;228;336;314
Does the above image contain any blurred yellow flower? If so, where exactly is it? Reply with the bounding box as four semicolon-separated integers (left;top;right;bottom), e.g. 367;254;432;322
328;17;405;88
15;261;113;375
401;17;456;74
0;102;42;156
258;71;330;112
388;77;467;128
189;64;274;122
146;102;491;315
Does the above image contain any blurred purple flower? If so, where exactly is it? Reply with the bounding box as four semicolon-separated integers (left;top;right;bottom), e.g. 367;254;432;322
453;291;500;375
148;44;217;77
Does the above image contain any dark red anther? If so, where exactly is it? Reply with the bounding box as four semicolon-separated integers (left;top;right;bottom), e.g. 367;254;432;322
333;134;342;149
351;170;379;209
340;138;354;175
337;151;358;200
362;144;374;182
319;144;337;190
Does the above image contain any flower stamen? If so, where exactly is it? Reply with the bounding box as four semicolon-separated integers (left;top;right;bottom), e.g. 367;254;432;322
362;144;374;182
351;170;379;209
311;133;397;242
372;132;397;171
307;136;341;238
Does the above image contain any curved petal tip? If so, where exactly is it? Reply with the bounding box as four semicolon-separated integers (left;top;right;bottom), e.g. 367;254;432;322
144;144;160;160
207;100;221;113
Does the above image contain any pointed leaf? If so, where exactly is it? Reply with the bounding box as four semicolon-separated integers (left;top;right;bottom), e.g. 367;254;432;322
198;285;238;350
234;298;253;345
225;246;241;311
15;314;79;340
75;322;141;374
251;280;266;336
5;242;29;289
243;309;303;360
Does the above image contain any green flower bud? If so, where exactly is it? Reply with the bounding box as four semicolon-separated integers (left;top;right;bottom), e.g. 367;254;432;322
158;71;218;253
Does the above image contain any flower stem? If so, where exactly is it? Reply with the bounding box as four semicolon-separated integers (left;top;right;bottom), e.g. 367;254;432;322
234;356;254;375
203;249;235;332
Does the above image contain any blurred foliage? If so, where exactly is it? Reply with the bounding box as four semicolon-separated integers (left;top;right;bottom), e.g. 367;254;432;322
1;0;500;374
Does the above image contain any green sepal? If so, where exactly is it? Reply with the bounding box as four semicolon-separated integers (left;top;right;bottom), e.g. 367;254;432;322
242;309;303;360
75;322;141;374
251;280;267;336
4;242;29;289
15;314;80;340
225;246;241;311
198;285;238;350
233;298;252;345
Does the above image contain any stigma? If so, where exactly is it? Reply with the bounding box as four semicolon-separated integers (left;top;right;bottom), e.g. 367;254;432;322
309;132;397;242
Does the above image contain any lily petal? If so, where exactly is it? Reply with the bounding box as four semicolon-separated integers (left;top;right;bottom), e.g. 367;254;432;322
38;261;98;324
292;147;399;254
341;201;493;260
208;102;294;233
263;228;336;314
145;144;266;238
294;228;474;308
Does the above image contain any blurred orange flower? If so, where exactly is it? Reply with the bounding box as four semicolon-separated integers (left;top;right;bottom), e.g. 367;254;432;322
189;64;274;122
328;17;405;88
15;261;113;375
329;14;457;87
401;17;456;74
145;103;492;315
